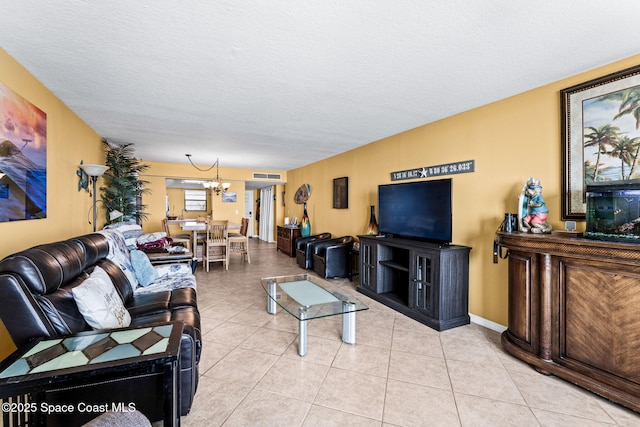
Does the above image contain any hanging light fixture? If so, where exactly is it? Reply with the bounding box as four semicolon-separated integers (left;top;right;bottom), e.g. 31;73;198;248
185;154;230;196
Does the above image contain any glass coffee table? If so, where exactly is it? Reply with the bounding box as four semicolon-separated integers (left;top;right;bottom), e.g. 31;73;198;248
261;274;368;356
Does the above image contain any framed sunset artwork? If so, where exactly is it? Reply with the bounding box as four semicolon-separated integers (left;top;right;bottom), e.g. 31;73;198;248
0;82;47;222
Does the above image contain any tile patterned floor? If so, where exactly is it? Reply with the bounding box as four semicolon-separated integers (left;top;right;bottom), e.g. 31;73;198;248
182;239;640;426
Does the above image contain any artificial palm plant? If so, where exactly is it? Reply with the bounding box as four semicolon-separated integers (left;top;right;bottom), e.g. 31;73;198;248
100;139;151;224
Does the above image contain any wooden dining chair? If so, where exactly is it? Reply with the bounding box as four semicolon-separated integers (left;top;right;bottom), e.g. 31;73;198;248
227;218;250;269
161;217;191;247
195;216;209;238
205;219;228;271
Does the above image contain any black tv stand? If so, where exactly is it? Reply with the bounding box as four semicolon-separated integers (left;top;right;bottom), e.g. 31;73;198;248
357;235;471;331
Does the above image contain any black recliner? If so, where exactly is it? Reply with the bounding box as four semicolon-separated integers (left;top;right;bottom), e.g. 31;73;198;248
312;236;354;279
295;233;332;269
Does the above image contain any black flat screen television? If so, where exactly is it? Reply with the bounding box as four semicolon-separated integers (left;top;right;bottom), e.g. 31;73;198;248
378;178;452;243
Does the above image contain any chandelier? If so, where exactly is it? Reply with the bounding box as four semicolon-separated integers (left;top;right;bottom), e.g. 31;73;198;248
185;154;230;196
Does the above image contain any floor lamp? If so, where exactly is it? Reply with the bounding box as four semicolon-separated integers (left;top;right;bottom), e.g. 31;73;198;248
79;164;109;232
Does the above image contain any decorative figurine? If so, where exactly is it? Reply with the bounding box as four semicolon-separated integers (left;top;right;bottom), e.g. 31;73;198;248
519;178;553;234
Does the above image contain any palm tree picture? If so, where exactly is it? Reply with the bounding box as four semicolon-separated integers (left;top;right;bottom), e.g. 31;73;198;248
584;87;640;182
562;66;640;219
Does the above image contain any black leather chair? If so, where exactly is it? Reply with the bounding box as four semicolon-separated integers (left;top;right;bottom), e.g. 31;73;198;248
295;233;332;269
312;236;354;278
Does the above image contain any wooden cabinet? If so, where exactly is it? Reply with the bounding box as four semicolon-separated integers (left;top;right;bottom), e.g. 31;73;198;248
276;225;301;257
496;231;640;413
357;236;470;331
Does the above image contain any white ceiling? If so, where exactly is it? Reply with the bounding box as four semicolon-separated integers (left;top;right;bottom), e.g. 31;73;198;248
1;1;639;172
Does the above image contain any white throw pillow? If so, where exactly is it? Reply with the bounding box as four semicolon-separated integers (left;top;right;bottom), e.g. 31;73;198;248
72;266;131;329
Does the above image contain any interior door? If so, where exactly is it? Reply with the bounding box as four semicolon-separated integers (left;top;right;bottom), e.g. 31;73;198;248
244;190;254;237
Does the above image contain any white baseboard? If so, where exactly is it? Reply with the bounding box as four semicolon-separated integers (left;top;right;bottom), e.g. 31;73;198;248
469;313;507;333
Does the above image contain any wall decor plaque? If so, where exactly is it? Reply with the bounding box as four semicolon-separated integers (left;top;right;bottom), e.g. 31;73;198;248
391;160;474;181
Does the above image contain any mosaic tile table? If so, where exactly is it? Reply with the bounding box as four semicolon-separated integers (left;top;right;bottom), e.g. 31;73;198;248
0;321;182;426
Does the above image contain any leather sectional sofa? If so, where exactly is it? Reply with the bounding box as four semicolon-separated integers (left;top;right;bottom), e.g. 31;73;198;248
0;230;201;422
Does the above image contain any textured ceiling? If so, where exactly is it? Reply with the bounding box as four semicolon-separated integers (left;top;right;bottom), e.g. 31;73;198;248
0;1;639;172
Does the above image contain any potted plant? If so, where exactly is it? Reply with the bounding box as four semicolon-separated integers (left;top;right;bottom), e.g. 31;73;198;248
100;139;151;224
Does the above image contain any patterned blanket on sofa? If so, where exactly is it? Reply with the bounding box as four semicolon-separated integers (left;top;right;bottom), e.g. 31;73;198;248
98;228;197;296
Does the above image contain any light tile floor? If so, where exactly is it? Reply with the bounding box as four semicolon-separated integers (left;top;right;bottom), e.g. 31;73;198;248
182;239;640;426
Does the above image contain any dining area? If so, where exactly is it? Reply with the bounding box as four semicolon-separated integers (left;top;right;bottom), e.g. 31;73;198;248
166;218;250;271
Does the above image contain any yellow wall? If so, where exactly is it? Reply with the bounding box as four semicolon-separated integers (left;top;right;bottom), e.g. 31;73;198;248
287;54;640;327
0;48;105;358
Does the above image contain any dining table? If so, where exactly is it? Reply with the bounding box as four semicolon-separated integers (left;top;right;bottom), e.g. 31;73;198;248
169;219;240;258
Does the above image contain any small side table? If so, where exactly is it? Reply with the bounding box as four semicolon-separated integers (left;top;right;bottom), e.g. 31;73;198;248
0;322;183;426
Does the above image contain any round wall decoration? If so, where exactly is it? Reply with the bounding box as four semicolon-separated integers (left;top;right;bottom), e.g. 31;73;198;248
294;184;311;204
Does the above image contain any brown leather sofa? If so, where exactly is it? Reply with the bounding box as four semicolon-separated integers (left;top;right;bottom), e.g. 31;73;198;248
0;232;201;422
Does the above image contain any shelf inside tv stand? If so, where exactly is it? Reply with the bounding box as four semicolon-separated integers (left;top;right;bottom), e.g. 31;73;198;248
357;235;471;331
379;259;409;272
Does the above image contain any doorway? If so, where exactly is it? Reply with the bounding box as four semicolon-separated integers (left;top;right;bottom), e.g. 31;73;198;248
244;190;255;237
259;186;275;243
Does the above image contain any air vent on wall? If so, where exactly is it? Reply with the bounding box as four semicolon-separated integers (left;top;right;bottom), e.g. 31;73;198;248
252;172;282;180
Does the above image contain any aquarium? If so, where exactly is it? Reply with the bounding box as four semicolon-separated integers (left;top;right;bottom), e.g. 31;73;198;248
586;179;640;243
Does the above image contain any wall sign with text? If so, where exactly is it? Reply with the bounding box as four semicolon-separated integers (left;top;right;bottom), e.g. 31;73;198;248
391;160;475;181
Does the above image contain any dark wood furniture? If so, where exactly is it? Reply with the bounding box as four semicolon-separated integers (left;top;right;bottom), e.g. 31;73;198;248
496;231;640;413
277;225;301;257
349;246;360;282
357;236;471;331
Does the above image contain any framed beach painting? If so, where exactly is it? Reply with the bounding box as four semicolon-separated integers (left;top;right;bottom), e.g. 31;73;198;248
222;191;237;203
562;65;640;219
0;82;47;222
